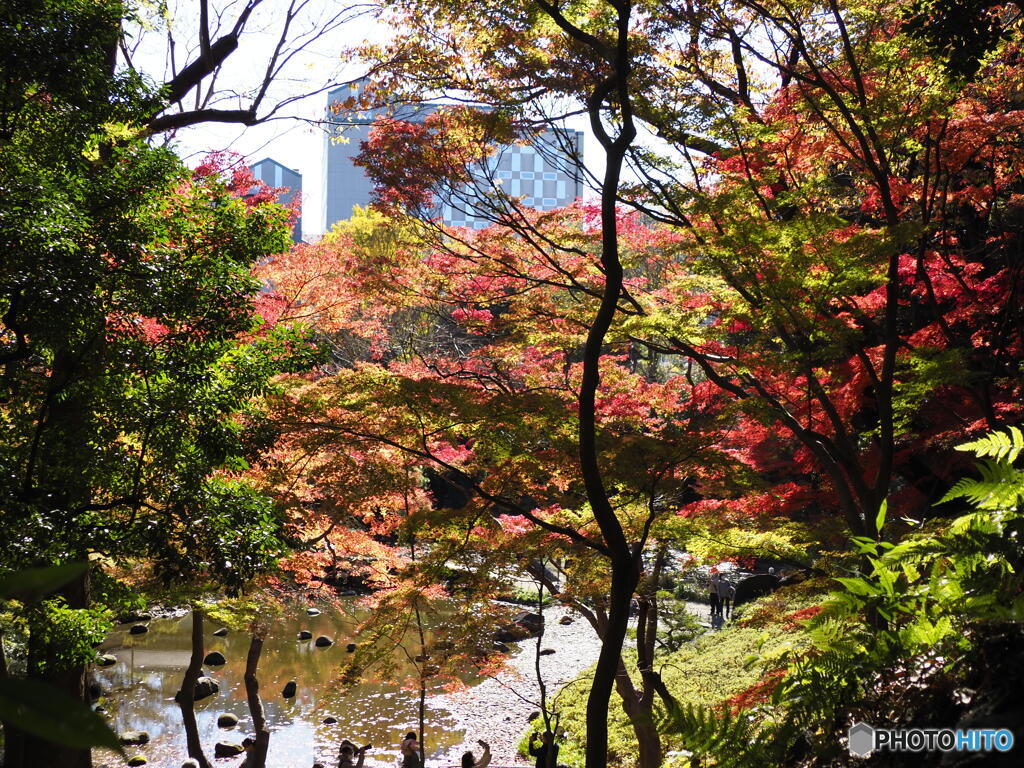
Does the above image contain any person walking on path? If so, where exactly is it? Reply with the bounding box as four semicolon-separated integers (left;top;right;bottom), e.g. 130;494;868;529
400;731;422;768
709;571;722;617
717;574;736;619
528;731;559;768
460;739;492;768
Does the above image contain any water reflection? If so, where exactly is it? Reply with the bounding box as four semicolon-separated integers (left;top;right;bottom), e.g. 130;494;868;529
95;601;467;767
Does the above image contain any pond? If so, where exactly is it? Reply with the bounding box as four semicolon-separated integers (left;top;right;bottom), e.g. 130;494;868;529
94;601;472;768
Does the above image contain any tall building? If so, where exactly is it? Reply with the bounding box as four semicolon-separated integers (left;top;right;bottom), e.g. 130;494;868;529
250;158;303;242
323;81;583;231
440;131;584;229
323;81;433;231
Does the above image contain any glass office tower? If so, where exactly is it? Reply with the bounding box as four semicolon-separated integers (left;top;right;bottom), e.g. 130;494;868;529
323;81;584;231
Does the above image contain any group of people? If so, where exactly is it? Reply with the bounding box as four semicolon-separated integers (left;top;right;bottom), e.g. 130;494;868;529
708;566;780;621
315;729;557;768
397;731;491;768
313;730;542;768
708;570;736;619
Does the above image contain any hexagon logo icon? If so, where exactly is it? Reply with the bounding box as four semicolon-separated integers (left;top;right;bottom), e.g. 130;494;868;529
848;722;876;757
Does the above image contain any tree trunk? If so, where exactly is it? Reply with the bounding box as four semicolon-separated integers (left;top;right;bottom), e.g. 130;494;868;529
575;0;639;755
410;539;428;767
614;657;662;768
533;575;559;768
244;634;270;768
177;607;211;768
585;561;639;768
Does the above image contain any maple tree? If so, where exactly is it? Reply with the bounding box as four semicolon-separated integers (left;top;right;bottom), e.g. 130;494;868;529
616;0;1024;539
351;5;670;765
258;202;748;767
354;0;1024;540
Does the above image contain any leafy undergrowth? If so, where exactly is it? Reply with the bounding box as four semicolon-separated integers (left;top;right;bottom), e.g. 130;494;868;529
527;586;825;767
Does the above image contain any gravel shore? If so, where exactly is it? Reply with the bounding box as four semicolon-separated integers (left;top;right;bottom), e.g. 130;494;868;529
428;599;710;767
430;605;604;767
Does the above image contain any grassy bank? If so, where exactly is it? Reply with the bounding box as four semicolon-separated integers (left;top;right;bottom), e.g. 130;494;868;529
524;584;826;767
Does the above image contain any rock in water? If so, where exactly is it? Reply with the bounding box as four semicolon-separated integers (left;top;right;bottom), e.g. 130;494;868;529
214;742;244;758
515;611;544;635
306;607;321;616
194;676;219;701
182;761;200;768
540;648;556;656
298;629;313;640
119;731;150;746
217;713;238;728
128;624;148;635
558;615;574;625
212;627;229;637
127;756;147;766
282;680;297;699
322;716;338;724
203;651;226;666
314;635;333;647
346;643;356;652
96;653;117;667
496;611;544;642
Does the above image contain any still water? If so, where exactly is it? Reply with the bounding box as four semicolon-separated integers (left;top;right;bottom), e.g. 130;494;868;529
95;602;469;768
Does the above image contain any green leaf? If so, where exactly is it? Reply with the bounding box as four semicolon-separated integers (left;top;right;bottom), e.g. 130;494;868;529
850;537;879;555
875;567;896;596
0;677;124;753
834;577;874;596
901;563;920;584
875;501;887;537
0;563;88;603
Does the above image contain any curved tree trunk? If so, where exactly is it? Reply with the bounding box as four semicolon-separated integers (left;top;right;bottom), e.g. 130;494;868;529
576;0;640;755
244;634;270;768
615;664;662;768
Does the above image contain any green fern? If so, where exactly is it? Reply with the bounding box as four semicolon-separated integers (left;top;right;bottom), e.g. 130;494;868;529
955;426;1024;462
939;458;1024;509
660;701;795;767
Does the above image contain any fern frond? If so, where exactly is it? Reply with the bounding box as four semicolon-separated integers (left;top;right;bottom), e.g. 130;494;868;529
662;702;776;767
955;426;1024;463
938;458;1024;509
